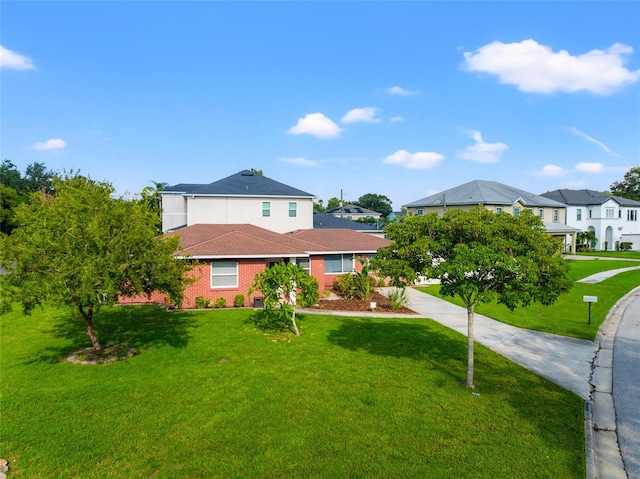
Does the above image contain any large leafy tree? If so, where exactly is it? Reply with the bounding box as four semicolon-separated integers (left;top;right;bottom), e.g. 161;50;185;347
355;193;393;218
0;174;191;352
372;206;572;388
249;261;319;336
610;166;640;201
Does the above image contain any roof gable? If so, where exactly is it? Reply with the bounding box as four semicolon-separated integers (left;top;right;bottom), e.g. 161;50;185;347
404;180;567;208
163;170;315;198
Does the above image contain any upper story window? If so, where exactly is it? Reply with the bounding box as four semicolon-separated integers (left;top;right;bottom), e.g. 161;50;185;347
538;208;544;219
553;209;559;223
619;210;622;219
496;207;502;213
416;209;424;216
589;209;592;219
262;201;271;217
211;261;238;288
325;254;354;274
576;208;582;221
606;208;615;219
628;210;638;221
513;207;521;216
289;202;297;218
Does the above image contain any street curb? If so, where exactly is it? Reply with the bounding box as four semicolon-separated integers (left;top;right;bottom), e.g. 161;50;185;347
588;285;640;479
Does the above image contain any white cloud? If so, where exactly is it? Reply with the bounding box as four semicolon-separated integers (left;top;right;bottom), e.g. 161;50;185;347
385;86;420;96
390;116;404;122
32;138;66;150
576;162;605;173
464;40;640;94
457;130;508;163
277;157;319;167
569;127;617;155
538;164;565;177
382;149;444;169
341;107;381;124
287;112;342;139
0;45;36;70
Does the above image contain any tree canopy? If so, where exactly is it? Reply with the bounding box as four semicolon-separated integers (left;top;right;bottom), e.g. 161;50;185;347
372;206;572;388
0;174;192;352
610;166;640;201
354;193;393;218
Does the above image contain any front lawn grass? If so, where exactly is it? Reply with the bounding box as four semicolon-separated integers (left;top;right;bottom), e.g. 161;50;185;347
576;251;640;260
417;260;640;340
1;305;584;478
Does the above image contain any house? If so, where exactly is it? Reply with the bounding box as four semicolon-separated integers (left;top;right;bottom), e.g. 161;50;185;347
541;189;640;251
403;180;579;253
325;204;382;221
161;170;315;233
313;213;386;238
120;223;391;308
120;170;393;309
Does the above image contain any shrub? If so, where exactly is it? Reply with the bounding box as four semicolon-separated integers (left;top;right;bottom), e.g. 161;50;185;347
213;297;227;308
332;257;377;301
387;287;409;310
620;242;633;251
195;296;210;309
233;294;245;307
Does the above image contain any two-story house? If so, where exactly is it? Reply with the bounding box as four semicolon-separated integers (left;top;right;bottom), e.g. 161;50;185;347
403;180;578;252
541;189;640;251
161;170;315;233
121;170;391;309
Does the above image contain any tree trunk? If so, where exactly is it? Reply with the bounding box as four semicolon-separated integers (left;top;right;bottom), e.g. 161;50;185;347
466;303;475;389
290;306;300;336
79;303;102;353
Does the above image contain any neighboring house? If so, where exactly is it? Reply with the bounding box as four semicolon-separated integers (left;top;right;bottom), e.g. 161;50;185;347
404;180;578;253
325;204;382;221
121;223;391;308
161;170;315;233
541;189;640;251
313;213;386;238
387;211;407;221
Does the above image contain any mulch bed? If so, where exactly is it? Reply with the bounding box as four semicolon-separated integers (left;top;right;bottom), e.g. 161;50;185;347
309;291;417;314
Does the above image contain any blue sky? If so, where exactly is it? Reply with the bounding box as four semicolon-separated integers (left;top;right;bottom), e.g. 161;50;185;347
2;2;639;210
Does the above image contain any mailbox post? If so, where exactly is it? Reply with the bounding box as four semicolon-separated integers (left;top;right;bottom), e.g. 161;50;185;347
583;295;598;325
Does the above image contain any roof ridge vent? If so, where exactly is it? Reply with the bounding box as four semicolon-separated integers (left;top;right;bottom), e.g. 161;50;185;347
241;172;254;176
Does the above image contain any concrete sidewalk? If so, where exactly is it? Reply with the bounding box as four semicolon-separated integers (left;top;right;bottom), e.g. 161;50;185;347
395;287;597;400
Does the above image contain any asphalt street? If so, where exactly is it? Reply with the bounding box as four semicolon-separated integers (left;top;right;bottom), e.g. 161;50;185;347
613;294;640;479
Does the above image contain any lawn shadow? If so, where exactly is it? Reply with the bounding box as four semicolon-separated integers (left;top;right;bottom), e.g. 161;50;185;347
327;317;467;373
34;305;199;363
326;317;585;470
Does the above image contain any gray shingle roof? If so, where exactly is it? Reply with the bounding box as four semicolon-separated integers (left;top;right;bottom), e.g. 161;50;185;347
163;170;315;197
325;204;381;216
313;213;381;231
404;180;567;208
541;189;640;207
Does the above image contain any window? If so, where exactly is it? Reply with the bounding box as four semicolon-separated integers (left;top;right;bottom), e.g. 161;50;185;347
496;207;502;213
211;262;238;288
576;208;582;221
538;208;544;219
416;209;424;216
619;210;622;219
262;202;270;217
606;208;615;219
289;202;297;218
295;257;310;274
589;209;592;219
628;210;638;221
553;209;559;223
513;207;521;216
325;254;354;274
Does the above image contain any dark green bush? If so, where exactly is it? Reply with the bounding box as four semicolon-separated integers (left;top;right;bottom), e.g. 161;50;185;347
233;294;245;307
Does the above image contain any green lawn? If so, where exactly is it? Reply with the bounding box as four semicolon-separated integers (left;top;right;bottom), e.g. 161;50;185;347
417;260;640;340
1;305;584;478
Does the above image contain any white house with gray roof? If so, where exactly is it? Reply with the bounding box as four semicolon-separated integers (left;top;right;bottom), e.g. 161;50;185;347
161;170;315;233
404;180;579;252
541;189;640;251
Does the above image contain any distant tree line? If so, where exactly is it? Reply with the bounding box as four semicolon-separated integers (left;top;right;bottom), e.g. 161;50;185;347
1;160;55;234
314;192;393;219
